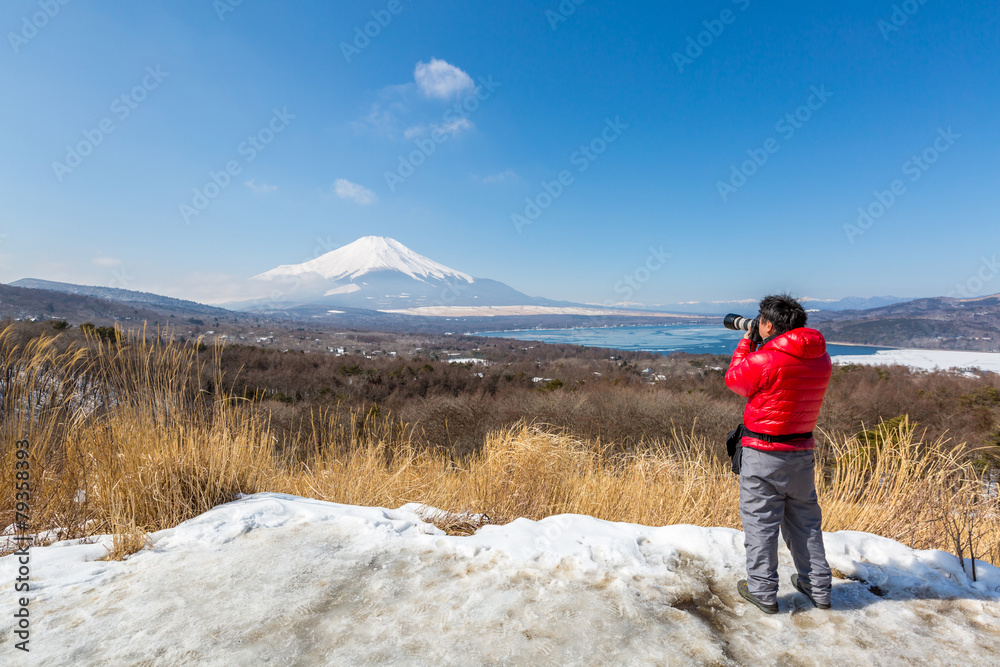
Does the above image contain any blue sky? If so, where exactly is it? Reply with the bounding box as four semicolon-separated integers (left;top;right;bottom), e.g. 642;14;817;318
2;0;998;307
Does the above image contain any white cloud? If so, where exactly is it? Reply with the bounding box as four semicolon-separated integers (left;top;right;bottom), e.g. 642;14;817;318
355;60;476;137
414;58;475;99
333;179;376;205
93;257;122;267
403;125;426;140
478;169;518;184
353;83;414;137
404;117;473;140
438;117;473;135
360;86;411;129
245;179;277;194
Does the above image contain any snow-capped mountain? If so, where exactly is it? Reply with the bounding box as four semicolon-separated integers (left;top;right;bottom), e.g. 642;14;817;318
235;236;555;311
255;236;474;285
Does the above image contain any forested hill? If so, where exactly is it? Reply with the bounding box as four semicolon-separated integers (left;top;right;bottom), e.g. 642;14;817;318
813;293;1000;351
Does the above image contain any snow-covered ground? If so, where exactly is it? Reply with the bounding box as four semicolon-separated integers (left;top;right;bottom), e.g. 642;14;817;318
3;493;999;666
832;348;1000;374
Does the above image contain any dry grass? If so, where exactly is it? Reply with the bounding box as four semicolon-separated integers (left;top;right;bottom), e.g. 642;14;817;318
100;521;152;561
2;325;998;569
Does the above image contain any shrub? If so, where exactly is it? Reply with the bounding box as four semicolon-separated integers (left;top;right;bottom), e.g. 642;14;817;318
960;386;1000;408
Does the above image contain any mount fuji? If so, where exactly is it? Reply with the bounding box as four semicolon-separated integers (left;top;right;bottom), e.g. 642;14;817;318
232;236;559;312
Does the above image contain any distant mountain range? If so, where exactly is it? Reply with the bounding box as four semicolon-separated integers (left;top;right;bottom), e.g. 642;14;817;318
653;296;913;316
0;281;240;328
6;235;998;350
811;294;1000;351
232;236;913;317
7;238;917;319
10;278;234;316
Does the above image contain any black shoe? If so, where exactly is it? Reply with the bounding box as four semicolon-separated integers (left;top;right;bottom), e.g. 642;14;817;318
737;579;779;614
791;574;831;609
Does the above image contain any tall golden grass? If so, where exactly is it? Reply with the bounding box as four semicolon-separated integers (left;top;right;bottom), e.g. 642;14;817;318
1;325;997;569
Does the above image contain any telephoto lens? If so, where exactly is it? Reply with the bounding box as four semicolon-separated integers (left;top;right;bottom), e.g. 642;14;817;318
723;313;758;332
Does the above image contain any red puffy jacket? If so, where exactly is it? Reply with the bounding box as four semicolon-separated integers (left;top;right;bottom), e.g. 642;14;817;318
724;327;832;452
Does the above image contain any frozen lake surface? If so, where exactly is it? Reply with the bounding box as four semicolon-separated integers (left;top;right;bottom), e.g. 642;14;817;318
478;325;890;357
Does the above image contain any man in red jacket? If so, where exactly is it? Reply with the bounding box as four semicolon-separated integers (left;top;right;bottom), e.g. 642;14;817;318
724;294;833;614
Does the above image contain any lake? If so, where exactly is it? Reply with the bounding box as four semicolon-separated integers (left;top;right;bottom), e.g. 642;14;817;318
477;325;890;357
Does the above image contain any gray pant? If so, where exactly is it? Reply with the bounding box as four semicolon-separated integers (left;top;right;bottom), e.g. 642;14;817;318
739;446;831;606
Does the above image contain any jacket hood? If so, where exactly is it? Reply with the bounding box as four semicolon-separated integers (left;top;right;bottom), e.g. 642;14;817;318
765;327;828;359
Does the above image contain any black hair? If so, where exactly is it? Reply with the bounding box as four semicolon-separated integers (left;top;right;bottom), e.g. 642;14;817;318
758;293;807;335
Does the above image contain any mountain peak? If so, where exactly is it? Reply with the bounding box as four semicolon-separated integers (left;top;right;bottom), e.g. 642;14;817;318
254;236;474;284
240;235;547;311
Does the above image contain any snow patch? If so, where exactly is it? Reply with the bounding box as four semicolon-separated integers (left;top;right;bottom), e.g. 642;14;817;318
833;349;1000;374
3;493;998;665
324;283;361;296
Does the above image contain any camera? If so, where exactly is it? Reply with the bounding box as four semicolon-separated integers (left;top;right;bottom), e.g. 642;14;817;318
724;313;764;347
724;313;758;332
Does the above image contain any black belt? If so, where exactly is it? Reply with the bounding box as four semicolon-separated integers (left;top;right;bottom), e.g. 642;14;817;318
740;426;813;443
726;425;814;475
